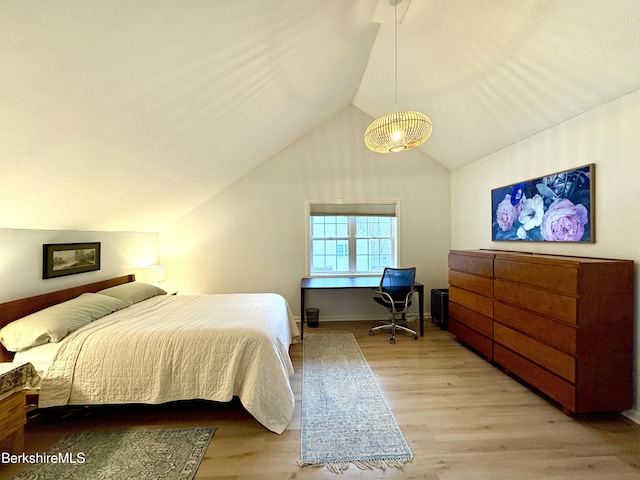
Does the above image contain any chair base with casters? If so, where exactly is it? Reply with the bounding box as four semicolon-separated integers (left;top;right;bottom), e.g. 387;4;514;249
369;267;419;344
369;315;418;344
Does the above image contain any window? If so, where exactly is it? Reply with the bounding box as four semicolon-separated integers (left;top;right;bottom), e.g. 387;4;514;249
308;203;398;275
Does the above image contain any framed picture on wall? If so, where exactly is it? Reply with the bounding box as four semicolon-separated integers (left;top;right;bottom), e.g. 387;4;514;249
43;242;101;279
491;164;594;242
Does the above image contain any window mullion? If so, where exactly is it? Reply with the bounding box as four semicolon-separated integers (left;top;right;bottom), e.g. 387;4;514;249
348;217;356;273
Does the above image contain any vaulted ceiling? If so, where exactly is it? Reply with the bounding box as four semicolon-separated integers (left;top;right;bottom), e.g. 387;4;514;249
2;0;639;232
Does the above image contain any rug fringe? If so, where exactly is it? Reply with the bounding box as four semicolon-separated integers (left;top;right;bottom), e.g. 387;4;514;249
298;456;413;474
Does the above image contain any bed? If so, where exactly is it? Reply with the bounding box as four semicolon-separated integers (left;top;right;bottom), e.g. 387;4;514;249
0;275;300;434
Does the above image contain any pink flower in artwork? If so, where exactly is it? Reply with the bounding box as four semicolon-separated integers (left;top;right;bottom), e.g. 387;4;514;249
495;194;520;232
540;198;589;241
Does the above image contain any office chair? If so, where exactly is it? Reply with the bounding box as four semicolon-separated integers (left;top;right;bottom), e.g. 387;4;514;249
369;267;419;344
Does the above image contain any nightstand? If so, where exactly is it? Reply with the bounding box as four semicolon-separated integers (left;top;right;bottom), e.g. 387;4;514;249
0;363;40;453
0;391;27;452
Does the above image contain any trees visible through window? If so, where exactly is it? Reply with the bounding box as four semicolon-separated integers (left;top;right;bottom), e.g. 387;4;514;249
310;215;396;275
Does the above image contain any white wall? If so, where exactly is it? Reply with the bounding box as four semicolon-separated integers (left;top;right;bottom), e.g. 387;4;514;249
160;105;451;320
450;89;640;422
0;228;159;302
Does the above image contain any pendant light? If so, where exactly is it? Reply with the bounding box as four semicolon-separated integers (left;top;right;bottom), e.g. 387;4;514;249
364;0;432;153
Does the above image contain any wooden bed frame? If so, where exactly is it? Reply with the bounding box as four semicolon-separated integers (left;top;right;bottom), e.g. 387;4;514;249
0;275;135;362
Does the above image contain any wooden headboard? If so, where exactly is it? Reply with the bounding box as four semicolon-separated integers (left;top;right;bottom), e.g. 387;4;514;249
0;274;135;361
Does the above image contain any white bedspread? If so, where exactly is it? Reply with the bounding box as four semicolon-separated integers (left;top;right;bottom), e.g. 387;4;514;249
38;293;299;434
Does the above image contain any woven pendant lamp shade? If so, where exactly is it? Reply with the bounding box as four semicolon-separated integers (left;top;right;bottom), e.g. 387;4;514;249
364;0;432;154
364;110;432;153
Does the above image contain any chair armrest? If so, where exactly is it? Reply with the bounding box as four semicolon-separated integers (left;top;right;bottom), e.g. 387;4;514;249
378;290;395;305
404;288;416;305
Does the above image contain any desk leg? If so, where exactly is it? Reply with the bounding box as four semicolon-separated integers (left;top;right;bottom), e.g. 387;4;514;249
418;285;424;336
300;287;305;339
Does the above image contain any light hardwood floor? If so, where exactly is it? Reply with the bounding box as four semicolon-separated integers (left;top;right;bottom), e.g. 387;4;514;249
3;321;640;479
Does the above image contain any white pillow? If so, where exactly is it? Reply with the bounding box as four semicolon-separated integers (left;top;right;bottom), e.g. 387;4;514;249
97;281;166;306
0;293;129;352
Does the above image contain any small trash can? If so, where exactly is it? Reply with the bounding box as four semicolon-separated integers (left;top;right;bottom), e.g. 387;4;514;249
306;308;319;328
431;289;449;330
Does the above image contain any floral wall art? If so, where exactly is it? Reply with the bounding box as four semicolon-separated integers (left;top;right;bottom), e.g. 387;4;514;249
491;164;594;242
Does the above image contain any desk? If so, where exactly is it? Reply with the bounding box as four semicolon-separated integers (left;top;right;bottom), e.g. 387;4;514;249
300;276;424;339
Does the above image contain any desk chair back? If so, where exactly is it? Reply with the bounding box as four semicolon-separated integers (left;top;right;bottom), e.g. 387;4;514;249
379;267;416;306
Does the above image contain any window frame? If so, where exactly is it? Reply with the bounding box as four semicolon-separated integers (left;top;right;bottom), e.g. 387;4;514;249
306;201;400;277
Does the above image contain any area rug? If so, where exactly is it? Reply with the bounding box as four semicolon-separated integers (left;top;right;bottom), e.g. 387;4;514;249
299;331;412;473
11;426;215;480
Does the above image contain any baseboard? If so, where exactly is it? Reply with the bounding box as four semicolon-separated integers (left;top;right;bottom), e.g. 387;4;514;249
622;408;640;425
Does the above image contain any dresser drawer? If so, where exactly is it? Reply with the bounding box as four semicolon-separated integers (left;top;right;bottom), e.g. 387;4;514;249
449;286;493;318
494;301;576;355
494;257;579;295
494;323;575;382
494;280;577;324
449;301;493;338
449;319;493;360
449;270;493;297
448;251;493;277
494;344;575;412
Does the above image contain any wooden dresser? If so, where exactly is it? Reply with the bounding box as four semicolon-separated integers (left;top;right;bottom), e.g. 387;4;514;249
448;249;635;414
448;250;495;360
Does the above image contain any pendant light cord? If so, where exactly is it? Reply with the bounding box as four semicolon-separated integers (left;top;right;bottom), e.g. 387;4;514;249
394;0;398;110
